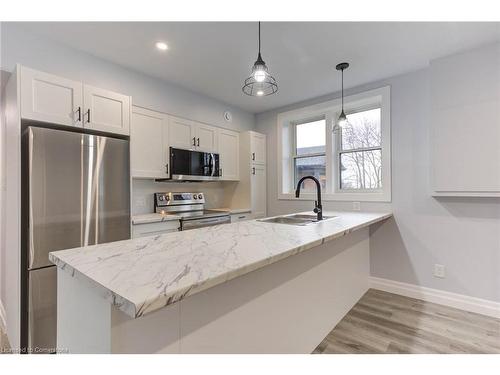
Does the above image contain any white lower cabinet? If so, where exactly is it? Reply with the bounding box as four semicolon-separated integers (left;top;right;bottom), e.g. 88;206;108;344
218;128;239;180
132;220;180;239
83;84;131;135
131;106;169;178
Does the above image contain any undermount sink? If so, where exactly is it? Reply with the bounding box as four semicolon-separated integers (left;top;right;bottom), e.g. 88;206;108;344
259;214;336;226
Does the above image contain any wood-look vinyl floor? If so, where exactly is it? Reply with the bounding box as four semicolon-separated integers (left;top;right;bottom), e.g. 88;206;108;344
313;289;500;354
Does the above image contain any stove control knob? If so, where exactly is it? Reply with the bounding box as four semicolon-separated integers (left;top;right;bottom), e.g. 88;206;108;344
193;195;198;199
158;196;164;201
198;194;203;199
165;195;170;201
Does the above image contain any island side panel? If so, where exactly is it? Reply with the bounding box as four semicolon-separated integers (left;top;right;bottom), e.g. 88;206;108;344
179;227;370;353
57;269;112;353
110;303;180;353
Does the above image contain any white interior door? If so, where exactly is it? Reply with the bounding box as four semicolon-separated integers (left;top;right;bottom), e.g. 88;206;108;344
131;107;169;178
251;164;267;218
250;132;267;165
169;116;195;150
195;123;218;152
218;129;239;180
83;84;130;135
20;66;83;127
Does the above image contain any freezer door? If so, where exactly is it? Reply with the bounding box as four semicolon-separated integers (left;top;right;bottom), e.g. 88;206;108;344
28;127;84;269
28;266;57;352
81;134;130;246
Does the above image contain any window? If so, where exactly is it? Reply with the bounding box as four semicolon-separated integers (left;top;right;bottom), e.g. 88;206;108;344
293;119;326;191
339;108;382;190
277;86;391;202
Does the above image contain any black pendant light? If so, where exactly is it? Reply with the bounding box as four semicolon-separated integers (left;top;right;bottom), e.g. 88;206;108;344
335;62;350;129
242;22;278;97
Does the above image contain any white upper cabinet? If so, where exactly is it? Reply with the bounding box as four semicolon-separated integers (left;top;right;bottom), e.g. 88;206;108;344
251;164;267;218
21;66;83;127
430;43;500;197
218;128;239;180
250;131;267;165
169;116;196;150
195;122;218;153
168;116;218;153
131;106;169;179
83;85;131;136
19;66;131;136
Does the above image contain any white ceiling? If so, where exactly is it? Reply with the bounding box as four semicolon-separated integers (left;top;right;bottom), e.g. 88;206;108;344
16;22;500;114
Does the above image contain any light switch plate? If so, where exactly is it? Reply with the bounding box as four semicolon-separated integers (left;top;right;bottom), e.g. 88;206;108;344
353;202;361;211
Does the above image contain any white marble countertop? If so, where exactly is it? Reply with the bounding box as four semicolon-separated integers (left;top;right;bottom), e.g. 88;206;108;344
49;211;392;319
131;213;181;225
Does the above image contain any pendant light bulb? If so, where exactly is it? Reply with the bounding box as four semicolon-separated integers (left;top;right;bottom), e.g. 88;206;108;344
254;69;267;82
338;110;347;128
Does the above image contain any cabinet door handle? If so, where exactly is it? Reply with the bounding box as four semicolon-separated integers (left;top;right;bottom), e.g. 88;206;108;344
252;152;255;161
197;137;200;147
86;109;91;123
252;167;255;175
220;168;223;176
76;107;81;122
165;164;169;175
192;137;196;146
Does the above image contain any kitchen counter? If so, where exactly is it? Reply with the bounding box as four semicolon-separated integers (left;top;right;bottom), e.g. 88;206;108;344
49;211;391;319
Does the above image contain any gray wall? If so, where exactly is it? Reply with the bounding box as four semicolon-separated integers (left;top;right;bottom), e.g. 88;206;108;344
256;43;500;302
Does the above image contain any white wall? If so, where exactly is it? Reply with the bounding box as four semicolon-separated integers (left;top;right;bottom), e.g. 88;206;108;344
256;43;500;303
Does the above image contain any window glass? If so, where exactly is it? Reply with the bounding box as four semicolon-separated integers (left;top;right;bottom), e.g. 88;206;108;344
341;108;381;150
294;156;327;190
340;150;382;190
296;119;326;155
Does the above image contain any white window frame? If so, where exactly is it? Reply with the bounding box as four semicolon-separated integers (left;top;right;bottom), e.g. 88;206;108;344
277;86;391;202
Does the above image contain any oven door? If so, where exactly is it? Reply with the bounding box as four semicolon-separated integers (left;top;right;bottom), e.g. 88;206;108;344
181;215;231;230
170;148;220;181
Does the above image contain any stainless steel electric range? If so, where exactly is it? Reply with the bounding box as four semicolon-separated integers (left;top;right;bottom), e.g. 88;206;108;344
154;192;230;230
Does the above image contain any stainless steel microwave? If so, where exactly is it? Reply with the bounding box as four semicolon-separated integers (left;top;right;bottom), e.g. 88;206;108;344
167;147;221;181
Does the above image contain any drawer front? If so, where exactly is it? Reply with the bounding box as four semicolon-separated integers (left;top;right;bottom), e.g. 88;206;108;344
230;213;252;223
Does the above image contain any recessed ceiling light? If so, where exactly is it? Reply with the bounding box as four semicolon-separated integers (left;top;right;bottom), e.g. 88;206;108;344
155;41;168;51
256;90;264;96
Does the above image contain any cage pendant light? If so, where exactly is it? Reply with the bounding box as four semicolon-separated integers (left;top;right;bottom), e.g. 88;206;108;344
242;22;278;97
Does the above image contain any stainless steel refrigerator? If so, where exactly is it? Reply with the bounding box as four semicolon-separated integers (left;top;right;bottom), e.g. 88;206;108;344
21;126;130;352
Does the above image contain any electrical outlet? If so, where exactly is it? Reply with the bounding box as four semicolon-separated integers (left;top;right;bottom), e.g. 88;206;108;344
353;202;361;211
434;264;446;278
135;197;146;208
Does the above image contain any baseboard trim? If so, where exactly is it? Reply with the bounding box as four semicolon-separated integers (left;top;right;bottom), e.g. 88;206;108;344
0;299;6;332
369;277;500;319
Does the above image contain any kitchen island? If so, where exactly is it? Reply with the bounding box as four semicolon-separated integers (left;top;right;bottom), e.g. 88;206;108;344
49;211;391;353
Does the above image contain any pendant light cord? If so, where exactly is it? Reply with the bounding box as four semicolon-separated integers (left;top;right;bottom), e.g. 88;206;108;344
258;21;261;54
341;68;344;110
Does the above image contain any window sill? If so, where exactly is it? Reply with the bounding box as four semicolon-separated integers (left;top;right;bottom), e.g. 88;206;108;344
278;191;391;202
